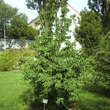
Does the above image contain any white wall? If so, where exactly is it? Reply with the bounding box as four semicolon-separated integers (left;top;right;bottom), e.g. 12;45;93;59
67;4;81;49
57;4;81;49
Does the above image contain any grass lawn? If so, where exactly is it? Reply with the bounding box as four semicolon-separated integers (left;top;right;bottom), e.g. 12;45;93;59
78;90;110;110
0;70;110;110
0;70;28;110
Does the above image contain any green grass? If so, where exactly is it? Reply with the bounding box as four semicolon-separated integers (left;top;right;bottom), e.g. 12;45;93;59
0;71;110;110
78;90;110;110
0;70;28;110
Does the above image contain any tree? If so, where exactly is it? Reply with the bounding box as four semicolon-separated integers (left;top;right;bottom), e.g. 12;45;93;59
75;10;103;56
26;0;60;12
87;0;110;93
26;0;47;11
7;14;37;40
0;0;17;38
0;0;37;40
88;0;110;32
96;32;110;92
26;0;61;32
75;2;110;95
23;0;96;110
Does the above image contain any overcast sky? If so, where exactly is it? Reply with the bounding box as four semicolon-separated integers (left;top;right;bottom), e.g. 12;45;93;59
4;0;88;22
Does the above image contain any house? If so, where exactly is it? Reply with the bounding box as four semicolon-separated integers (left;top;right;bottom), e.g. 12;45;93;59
29;3;81;49
29;17;39;30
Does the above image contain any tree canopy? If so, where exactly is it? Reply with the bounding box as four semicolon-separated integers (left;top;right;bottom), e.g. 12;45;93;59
88;0;110;32
0;0;17;38
7;14;37;40
75;0;110;95
75;10;102;55
0;0;38;40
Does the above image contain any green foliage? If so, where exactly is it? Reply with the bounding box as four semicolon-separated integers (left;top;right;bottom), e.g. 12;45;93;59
26;0;46;10
0;50;20;71
0;0;17;21
26;0;61;31
75;1;110;96
88;0;110;32
24;47;96;110
0;49;36;71
0;0;37;40
0;0;17;38
95;32;110;91
19;49;36;70
75;10;102;55
23;0;96;110
0;70;110;110
7;14;38;40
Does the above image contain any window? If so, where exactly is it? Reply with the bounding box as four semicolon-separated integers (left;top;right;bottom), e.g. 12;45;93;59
34;22;38;27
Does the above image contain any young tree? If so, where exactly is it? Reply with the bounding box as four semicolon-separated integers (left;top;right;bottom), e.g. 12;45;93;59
23;0;96;110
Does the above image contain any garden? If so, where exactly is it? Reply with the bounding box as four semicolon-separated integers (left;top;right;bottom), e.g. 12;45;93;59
0;0;110;110
0;70;110;110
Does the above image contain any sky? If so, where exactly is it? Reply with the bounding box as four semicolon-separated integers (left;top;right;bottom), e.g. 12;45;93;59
4;0;88;22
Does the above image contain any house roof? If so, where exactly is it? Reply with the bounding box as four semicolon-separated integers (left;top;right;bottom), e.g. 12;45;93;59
68;3;80;16
29;17;39;25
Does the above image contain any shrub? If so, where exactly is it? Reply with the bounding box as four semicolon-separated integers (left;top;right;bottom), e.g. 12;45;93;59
23;45;96;110
19;49;36;70
0;48;35;71
0;49;20;71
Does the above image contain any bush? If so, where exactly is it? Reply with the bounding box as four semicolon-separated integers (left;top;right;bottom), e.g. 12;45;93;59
0;49;36;71
0;49;20;71
23;45;96;110
19;49;36;70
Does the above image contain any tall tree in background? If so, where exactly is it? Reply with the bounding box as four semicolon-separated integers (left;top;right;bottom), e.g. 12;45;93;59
75;0;110;94
88;0;110;32
88;0;110;92
0;0;38;40
96;32;110;92
75;10;102;56
26;0;47;11
26;0;61;13
0;0;17;38
0;0;4;37
7;14;37;40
